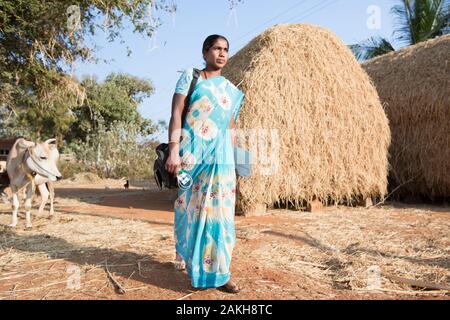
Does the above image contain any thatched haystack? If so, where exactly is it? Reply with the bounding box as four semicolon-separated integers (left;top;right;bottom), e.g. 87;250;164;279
222;24;391;214
362;35;450;199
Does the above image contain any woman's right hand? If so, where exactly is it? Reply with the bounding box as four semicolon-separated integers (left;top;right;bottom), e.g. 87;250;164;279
165;148;181;176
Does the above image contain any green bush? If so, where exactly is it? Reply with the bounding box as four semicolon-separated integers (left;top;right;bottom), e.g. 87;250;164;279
66;120;156;180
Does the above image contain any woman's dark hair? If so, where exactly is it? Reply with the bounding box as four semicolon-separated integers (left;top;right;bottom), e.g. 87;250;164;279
202;34;229;56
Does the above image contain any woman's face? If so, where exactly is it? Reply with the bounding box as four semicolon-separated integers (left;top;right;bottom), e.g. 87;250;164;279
203;38;229;69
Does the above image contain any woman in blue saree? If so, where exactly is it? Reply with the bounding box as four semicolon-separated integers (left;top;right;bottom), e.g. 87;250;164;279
166;35;244;293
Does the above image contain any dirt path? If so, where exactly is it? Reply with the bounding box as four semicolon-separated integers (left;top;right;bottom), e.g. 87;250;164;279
0;181;449;300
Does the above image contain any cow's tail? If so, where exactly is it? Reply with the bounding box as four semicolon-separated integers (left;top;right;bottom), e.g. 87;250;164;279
0;172;10;203
0;185;9;204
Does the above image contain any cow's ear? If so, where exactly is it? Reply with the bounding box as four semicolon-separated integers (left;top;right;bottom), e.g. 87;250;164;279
17;138;35;149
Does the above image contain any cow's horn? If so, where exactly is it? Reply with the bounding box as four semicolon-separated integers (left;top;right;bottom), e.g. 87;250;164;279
45;138;57;145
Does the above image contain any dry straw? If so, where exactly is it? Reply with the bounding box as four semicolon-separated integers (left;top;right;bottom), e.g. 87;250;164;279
222;24;390;213
362;35;450;199
1;200;448;299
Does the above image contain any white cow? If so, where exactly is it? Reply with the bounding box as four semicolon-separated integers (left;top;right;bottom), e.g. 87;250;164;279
6;138;62;228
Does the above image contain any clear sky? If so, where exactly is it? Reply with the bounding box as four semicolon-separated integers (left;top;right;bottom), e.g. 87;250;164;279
74;0;396;141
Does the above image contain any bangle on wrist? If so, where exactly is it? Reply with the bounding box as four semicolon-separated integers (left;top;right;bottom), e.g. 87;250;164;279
168;141;179;145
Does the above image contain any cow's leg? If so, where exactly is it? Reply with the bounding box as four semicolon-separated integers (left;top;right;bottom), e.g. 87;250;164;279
24;183;34;229
9;186;19;227
37;183;49;216
48;181;55;216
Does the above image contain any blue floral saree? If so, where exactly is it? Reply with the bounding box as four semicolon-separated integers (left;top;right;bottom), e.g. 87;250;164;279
174;74;245;288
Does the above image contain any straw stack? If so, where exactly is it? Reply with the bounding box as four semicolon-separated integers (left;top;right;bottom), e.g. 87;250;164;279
362;35;450;199
222;24;391;214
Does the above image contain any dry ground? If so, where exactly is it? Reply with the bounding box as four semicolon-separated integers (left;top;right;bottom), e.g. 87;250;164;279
0;178;449;300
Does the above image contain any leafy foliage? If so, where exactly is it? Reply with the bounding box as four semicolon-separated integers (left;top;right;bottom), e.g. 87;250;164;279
0;0;171;139
349;36;395;61
66;73;157;144
69;120;156;179
392;0;450;46
351;0;449;61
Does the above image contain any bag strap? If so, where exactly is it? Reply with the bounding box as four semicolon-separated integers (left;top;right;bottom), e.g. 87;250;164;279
181;68;201;126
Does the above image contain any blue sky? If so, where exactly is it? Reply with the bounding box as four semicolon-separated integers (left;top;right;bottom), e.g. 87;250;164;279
75;0;396;141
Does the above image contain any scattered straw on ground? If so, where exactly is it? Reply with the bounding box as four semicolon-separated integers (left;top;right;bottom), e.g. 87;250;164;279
239;206;449;297
0;198;448;300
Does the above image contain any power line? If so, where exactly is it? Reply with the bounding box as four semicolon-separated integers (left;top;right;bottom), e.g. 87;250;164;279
231;0;310;44
283;0;342;24
151;2;310;116
150;1;317;117
150;0;343;131
231;0;341;51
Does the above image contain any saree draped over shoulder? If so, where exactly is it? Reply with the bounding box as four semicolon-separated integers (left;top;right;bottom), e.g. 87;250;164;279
174;75;245;288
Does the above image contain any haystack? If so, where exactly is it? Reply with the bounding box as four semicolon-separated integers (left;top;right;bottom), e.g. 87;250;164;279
222;24;391;214
362;35;450;199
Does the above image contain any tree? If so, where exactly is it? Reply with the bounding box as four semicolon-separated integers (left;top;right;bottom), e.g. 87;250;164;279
66;73;158;144
71;120;157;179
350;36;396;61
350;0;450;61
0;0;173;138
0;0;238;141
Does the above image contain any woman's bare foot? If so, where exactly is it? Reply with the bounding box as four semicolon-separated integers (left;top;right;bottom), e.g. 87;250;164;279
173;252;185;271
220;279;240;293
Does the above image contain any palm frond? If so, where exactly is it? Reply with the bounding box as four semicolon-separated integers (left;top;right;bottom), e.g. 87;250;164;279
430;0;450;37
392;0;415;46
392;0;450;46
349;37;395;61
